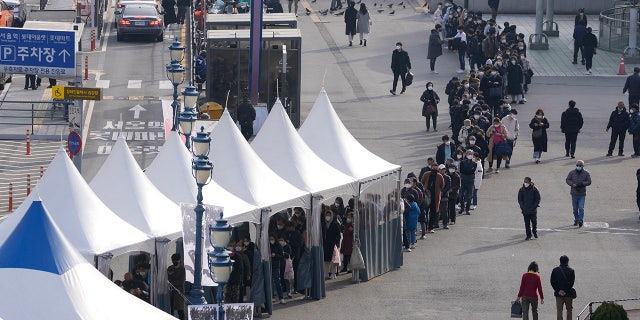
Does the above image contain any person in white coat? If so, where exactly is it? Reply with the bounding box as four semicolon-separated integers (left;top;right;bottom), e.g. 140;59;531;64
472;152;484;210
501;109;519;168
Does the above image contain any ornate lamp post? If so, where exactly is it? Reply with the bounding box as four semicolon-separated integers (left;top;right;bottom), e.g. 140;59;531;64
208;212;232;320
166;62;185;131
188;127;213;305
168;39;185;63
178;84;199;148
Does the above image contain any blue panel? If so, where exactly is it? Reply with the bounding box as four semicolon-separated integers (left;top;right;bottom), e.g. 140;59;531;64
0;28;76;76
0;201;76;275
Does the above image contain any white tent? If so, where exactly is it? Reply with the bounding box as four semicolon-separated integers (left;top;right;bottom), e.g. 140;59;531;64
298;88;400;180
209;110;310;224
145;131;260;218
0;148;154;265
251;99;358;197
0;200;176;320
90;137;182;239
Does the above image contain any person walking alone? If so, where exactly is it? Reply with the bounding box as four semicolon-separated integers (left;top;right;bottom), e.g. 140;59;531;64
356;3;370;46
560;100;584;158
550;255;576;320
529;109;549;164
516;261;544;320
344;1;357;47
606;101;630;157
565;160;591;228
420;82;440;132
518;177;540;240
629;104;640;157
582;27;598;75
623;67;640;106
390;42;411;95
427;25;444;74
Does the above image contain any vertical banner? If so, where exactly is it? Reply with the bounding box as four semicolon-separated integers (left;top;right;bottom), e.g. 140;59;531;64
181;203;224;286
248;0;263;105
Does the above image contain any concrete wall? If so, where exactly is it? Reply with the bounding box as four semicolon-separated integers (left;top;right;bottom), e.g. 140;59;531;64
427;0;617;15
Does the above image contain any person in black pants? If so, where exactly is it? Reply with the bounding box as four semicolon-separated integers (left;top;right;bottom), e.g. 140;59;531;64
517;177;541;240
636;169;640;219
390;42;411;95
560;100;584;158
623;67;640;106
24;74;37;90
582;27;598;75
606;101;630;156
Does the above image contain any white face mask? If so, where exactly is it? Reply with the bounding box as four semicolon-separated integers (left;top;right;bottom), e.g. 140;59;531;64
445;141;451;145
269;240;275;245
524;183;530;188
466;155;474;159
469;140;476;145
448;168;455;173
491;71;497;76
428;86;433;90
520;55;525;59
464;84;469;88
235;246;242;252
501;39;507;43
536;115;543;119
244;241;250;246
325;216;332;222
478;71;484;76
511;60;516;64
279;241;286;247
496;62;502;67
474;115;480;119
277;225;284;230
396;46;401;50
404;184;411;188
456;154;462;159
346;218;352;223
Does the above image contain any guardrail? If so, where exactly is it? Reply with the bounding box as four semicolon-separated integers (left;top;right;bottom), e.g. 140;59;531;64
0;99;71;135
577;297;640;320
599;4;640;53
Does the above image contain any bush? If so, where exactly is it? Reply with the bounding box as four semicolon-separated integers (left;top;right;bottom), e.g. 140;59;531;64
592;301;629;320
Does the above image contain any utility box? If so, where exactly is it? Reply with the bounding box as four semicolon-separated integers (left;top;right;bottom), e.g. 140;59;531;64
206;12;297;30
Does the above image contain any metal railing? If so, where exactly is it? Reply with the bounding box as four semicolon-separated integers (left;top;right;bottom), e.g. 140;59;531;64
599;4;640;53
577;297;640;320
0;100;70;134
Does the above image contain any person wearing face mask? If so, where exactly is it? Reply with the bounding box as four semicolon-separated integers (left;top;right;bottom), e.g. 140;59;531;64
340;210;355;270
322;210;342;279
529;108;550;164
420;164;445;233
506;57;525;104
629;104;640;157
168;254;186;319
446;164;461;225
234;241;252;303
565;160;591;228
623;67;640;106
520;53;532;95
458;150;477;215
268;235;287;304
458;118;473;145
518;177;541;240
428;25;444;74
501;109;519;168
403;194;420;250
572;22;587;65
436;134;456;165
486;118;508;173
277;236;292;293
390;42;411;95
421;81;441;132
465;135;483;159
438;164;451;229
331;197;346;222
486;68;504;115
225;241;245;303
581;27;597;75
560;100;584;158
606;101;630;157
471;152;484;210
456;80;476;98
575;8;587;27
445;25;468;74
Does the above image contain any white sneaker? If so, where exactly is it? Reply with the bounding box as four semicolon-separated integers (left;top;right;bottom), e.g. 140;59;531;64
280;299;287;304
404;248;412;252
470;205;476;210
523;97;527;102
586;70;592;75
455;204;461;210
410;244;416;249
456;69;465;74
432;70;439;74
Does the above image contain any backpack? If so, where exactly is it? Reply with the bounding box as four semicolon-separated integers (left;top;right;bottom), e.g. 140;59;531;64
629;114;640;135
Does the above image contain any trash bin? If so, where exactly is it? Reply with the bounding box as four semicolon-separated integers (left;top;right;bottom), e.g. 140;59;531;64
199;102;223;120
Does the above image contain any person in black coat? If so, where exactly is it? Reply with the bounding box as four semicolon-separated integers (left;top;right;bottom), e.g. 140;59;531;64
269;235;286;303
572;24;587;65
529;108;550;164
420;82;440;132
582;27;598;74
162;0;177;26
427;25;444;73
550;255;576;320
344;1;357;46
506;58;524;104
560;100;584;158
322;210;342;279
176;0;189;24
606;101;630;156
488;0;499;20
390;42;411;95
575;8;587;27
237;93;256;141
518;177;541;240
225;245;245;303
623;67;640;106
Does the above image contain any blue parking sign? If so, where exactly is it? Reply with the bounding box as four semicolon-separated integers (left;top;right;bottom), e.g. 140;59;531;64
0;28;76;77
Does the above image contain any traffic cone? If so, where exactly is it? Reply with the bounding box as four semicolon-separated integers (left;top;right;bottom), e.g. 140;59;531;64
618;55;627;75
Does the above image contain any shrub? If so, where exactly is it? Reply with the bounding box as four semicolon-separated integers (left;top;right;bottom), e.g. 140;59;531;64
592;301;629;320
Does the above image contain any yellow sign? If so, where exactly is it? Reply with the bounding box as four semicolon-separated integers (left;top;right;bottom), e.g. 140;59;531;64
64;87;102;101
51;86;65;100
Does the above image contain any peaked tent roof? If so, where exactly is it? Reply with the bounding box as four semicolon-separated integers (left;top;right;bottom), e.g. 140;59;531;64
145;131;260;222
298;88;400;180
90;137;182;239
209;110;309;222
0;148;154;260
0;200;176;320
252;99;357;196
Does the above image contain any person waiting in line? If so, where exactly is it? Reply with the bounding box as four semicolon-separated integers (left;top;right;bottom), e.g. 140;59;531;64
340;209;354;273
167;254;185;319
322;210;342;279
269;234;286;304
277;235;292;297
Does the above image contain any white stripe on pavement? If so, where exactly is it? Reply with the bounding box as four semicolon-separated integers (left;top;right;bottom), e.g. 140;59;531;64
96;79;110;88
159;80;173;90
127;80;142;89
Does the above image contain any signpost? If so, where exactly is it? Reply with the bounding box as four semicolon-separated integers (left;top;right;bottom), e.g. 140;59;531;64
0;28;76;77
51;85;102;100
67;131;82;160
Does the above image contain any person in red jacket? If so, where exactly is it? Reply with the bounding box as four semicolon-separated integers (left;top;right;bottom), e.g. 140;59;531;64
516;261;544;320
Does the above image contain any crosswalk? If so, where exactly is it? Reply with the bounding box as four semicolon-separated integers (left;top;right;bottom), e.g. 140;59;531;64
92;79;176;90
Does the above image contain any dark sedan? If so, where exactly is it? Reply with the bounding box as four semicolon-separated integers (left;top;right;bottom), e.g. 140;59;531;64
116;4;164;42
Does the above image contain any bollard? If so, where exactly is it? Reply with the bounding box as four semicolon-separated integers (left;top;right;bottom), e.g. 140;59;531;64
40;166;44;178
84;56;89;80
26;174;31;196
25;129;31;155
90;29;96;51
7;183;13;212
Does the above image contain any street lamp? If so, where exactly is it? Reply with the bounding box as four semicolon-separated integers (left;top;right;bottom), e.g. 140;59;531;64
168;39;185;63
166;61;185;131
188;126;213;305
178;83;199;149
208;212;232;320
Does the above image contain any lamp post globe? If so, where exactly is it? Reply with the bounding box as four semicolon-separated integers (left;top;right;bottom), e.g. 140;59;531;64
208;212;233;320
168;39;185;63
192;126;211;158
166;62;185;131
178;108;197;149
182;83;199;110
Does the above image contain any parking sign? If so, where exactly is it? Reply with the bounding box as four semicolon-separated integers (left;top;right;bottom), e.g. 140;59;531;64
0;28;76;76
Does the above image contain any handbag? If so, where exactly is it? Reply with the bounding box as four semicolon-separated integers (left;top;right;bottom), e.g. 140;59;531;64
423;104;437;116
511;300;523;318
350;240;366;270
489;86;503;97
559;267;577;298
532;128;543;139
405;72;414;86
494;141;512;156
332;245;342;265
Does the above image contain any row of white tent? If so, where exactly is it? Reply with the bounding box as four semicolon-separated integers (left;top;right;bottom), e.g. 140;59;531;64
0;88;402;319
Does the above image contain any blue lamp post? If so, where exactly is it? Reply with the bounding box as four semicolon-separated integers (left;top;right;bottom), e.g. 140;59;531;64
188;126;213;305
178;84;199;149
208;212;233;320
166;62;185;131
168;39;185;63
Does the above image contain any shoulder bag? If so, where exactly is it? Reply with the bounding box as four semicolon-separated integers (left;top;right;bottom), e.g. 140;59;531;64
532;128;543;139
559;267;577;298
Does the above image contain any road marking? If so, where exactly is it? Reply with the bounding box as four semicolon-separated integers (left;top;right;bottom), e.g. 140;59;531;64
129;104;146;119
95;79;110;88
127;80;142;89
159;80;173;90
473;225;640;236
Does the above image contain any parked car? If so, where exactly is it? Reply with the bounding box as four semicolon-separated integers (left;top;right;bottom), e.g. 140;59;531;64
114;1;156;28
0;0;14;27
116;4;164;42
3;0;25;27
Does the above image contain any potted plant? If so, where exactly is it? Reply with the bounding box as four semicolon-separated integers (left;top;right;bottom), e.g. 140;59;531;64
592;301;629;320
